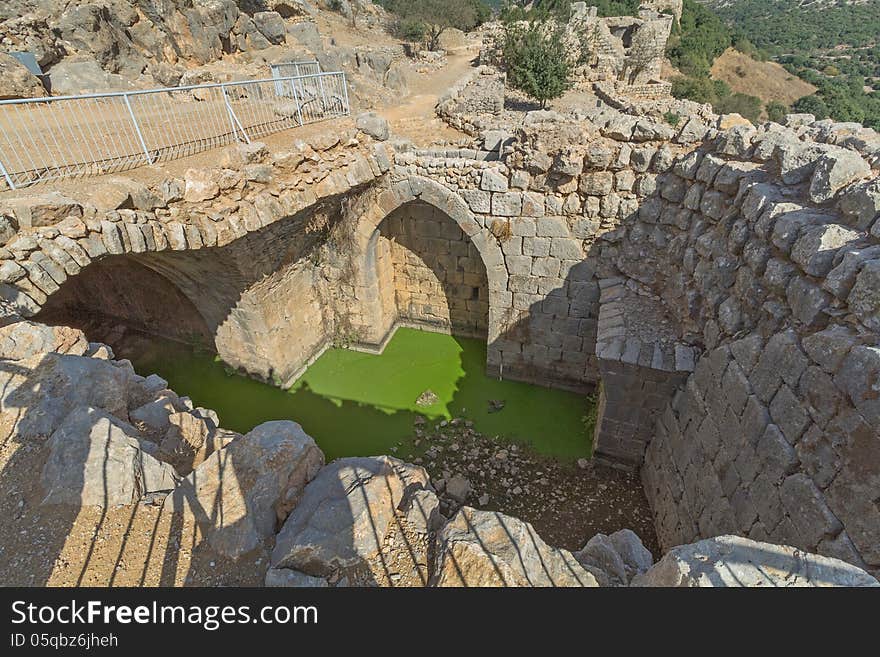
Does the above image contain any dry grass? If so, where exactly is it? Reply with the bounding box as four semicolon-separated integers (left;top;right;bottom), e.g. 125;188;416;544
711;48;818;108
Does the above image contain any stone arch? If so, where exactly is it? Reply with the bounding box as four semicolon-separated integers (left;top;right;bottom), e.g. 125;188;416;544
34;254;215;346
350;175;508;364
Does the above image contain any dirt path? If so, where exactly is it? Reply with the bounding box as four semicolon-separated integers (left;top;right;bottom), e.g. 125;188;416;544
379;47;479;146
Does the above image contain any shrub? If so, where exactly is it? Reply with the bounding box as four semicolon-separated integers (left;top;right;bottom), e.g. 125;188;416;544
503;20;573;108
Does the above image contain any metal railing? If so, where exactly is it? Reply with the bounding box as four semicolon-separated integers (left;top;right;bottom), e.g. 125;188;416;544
0;70;349;190
270;60;322;79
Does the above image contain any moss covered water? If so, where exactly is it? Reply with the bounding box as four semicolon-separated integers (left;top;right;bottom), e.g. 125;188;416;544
124;327;593;462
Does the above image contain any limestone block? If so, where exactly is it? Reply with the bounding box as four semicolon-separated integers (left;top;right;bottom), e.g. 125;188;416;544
536;216;568;238
843;254;880;326
491;192;522;217
480;169;509;192
41;407;178;507
791;224;861;278
433;507;598;587
809;148;871;204
633;535;877;587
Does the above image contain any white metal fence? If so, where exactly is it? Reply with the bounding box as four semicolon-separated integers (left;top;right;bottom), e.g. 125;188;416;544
0;70;349;190
270;60;322;79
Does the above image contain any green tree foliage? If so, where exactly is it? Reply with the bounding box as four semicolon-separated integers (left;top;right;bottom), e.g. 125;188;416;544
710;0;880;55
503;21;573;108
766;101;789;123
709;0;880;129
380;0;492;50
501;0;639;22
666;0;731;78
716;92;762;123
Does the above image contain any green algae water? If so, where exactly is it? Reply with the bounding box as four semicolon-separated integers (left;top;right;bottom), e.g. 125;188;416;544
125;328;593;462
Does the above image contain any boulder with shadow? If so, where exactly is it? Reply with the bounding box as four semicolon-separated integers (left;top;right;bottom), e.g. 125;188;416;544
574;528;653;586
41;406;179;507
270;456;441;586
431;506;599;587
632;535;879;587
0;351;139;439
164;420;324;559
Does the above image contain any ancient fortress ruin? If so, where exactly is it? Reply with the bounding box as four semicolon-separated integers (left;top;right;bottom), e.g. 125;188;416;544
481;1;678;102
0;1;878;587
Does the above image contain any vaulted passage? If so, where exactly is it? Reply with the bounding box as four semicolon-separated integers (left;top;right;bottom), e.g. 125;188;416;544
33;256;213;346
374;200;490;341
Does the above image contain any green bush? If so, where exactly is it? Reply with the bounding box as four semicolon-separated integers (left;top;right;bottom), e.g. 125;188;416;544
380;0;492;50
503;20;572;108
716;92;762;123
766;101;789;123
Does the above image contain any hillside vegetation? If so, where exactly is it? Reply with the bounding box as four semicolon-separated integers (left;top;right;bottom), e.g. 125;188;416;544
701;0;880;128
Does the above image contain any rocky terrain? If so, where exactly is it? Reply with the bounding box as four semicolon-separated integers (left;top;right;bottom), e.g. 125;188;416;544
0;317;874;587
0;1;879;589
0;1;454;111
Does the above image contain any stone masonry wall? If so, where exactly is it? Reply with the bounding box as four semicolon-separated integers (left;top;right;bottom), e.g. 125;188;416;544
394;109;701;392
377;200;489;338
609;117;880;573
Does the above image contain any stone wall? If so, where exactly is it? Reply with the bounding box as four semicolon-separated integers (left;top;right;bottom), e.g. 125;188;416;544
378;201;489;338
602;117;880;573
436;66;505;137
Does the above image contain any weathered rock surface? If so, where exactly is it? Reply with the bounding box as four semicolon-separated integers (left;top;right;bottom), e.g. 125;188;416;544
165;420;324;559
0;320;88;360
575;528;653;586
0;51;46;99
41;406;178;507
270;456;433;582
633;536;879;587
0;352;137;439
432;507;599;587
356;112;389;141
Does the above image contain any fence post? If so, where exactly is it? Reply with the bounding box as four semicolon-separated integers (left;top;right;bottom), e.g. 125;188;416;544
221;84;251;144
289;78;305;126
122;93;153;165
341;73;350;116
318;74;328;115
0;157;15;190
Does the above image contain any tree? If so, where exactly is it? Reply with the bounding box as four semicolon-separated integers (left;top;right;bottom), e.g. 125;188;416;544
382;0;488;51
503;21;572;109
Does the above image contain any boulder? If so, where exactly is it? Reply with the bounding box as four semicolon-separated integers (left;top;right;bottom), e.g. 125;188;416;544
265;567;328;587
270;0;316;18
183;168;220;203
432;507;599;587
809;148;872;204
164;421;324;559
218;142;269;168
46;56;135;96
0;193;82;228
271;456;432;581
86;177;160;212
0;352;136;439
129;394;183;433
0;52;47;100
445;474;471;503
41;406;178;507
0;320;88;360
632;535;879;587
355;112;389;141
574;529;653;586
159;410;237;474
253;11;286;45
